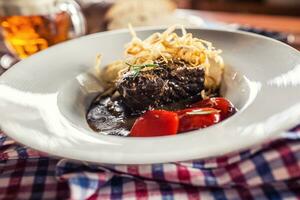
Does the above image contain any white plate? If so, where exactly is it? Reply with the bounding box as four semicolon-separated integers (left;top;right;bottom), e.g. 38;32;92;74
0;28;300;164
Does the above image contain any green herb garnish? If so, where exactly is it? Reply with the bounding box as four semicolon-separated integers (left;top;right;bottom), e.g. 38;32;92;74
125;62;159;77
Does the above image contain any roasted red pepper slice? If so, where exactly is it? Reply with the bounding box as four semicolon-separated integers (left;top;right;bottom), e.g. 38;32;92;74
193;97;236;120
177;108;221;133
130;110;179;137
130;98;236;136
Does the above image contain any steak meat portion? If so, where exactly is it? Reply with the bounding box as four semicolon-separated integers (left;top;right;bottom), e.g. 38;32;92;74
116;59;205;113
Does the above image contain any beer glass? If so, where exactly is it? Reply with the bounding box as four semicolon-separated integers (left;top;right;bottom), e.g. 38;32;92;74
0;0;86;59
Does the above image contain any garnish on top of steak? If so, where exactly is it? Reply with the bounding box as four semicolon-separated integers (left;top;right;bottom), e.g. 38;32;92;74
97;25;224;114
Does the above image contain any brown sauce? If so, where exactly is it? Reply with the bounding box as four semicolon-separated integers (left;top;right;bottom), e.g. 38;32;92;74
86;90;220;136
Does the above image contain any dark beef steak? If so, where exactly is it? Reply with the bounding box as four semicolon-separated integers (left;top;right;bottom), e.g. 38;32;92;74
116;59;205;113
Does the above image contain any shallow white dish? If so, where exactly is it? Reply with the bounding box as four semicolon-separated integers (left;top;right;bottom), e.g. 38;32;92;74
0;28;300;164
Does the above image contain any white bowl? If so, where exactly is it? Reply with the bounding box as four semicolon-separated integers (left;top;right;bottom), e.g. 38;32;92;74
0;28;300;164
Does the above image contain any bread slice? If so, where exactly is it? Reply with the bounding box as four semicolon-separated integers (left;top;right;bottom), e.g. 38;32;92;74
105;0;177;30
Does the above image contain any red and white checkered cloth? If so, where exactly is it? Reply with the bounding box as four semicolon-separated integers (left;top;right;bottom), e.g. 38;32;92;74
0;131;69;200
1;125;300;200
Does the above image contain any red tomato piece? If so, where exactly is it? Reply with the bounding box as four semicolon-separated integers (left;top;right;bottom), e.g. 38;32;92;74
130;110;179;137
177;108;221;133
193;97;236;120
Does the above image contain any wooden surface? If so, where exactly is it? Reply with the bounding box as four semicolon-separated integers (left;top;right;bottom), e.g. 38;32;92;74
195;11;300;34
188;10;300;50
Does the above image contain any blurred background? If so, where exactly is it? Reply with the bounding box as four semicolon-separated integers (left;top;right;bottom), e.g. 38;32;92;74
78;0;300;32
0;0;299;74
182;0;300;16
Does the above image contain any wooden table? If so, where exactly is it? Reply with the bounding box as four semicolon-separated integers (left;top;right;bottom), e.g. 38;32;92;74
186;10;300;50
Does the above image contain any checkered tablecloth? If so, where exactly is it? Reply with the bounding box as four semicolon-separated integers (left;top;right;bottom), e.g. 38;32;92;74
1;125;300;200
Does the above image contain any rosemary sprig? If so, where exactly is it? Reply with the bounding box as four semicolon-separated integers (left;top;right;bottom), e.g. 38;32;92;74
186;109;221;115
125;62;159;77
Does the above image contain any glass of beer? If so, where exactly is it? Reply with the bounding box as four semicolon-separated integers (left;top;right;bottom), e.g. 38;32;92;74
0;0;86;59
